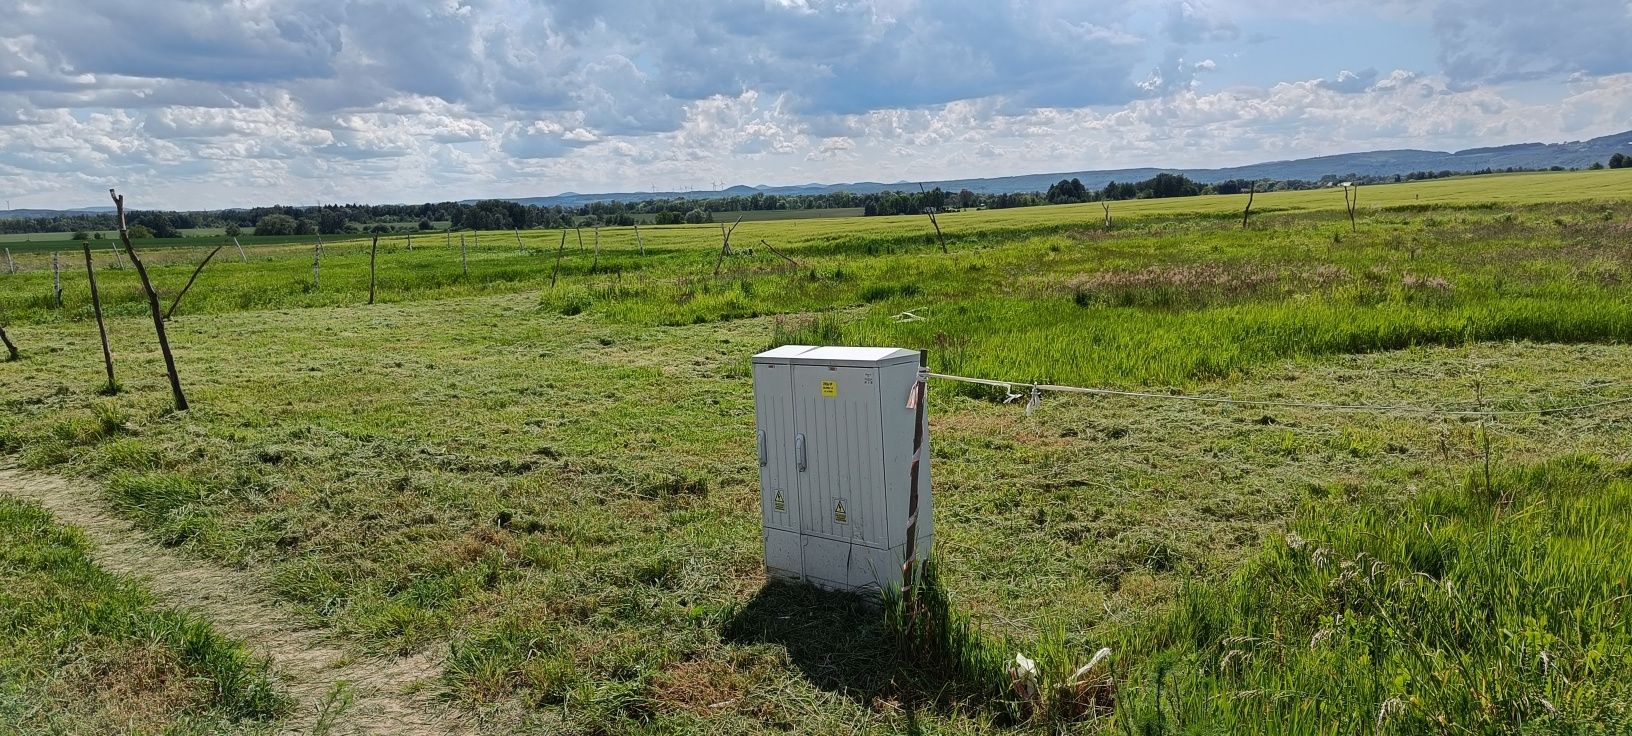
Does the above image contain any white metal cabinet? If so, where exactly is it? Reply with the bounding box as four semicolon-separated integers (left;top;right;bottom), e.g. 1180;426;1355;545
751;345;932;594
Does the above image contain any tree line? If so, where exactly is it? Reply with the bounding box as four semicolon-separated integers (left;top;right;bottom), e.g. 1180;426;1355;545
4;161;1607;237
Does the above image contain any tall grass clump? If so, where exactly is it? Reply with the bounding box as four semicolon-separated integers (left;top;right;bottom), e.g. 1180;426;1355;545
1111;454;1632;733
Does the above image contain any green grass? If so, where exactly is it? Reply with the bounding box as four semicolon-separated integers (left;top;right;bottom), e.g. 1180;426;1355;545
1111;455;1632;733
0;496;285;734
3;167;1632;733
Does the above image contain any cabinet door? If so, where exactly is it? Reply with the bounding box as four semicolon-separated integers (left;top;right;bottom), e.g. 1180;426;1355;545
791;364;886;547
752;361;797;534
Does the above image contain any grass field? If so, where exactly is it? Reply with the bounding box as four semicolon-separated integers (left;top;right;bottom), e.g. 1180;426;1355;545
3;168;1632;734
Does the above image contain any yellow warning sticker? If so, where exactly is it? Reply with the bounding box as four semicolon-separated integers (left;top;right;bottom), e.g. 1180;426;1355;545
821;380;838;398
833;499;848;524
773;490;785;512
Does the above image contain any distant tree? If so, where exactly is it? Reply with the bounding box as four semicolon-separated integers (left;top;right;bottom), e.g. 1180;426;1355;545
683;208;711;224
70;230;90;241
253;214;298;236
224;223;241;237
1589;162;1606;170
93;231;105;240
317;209;349;235
1610;153;1629;169
958;188;976;208
133;212;178;238
294;218;317;236
127;224;155;239
418;218;433;230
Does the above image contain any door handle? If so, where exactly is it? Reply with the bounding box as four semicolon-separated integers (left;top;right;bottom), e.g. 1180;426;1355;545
757;430;767;467
795;433;806;471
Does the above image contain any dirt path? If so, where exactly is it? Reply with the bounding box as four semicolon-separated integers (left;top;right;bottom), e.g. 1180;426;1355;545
0;464;476;736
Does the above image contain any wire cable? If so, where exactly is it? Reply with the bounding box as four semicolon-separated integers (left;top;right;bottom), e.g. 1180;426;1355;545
924;372;1632;417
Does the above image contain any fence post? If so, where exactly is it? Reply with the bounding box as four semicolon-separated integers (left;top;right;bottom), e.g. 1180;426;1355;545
233;236;246;263
52;252;62;307
460;233;468;276
82;243;116;391
3;247;13;274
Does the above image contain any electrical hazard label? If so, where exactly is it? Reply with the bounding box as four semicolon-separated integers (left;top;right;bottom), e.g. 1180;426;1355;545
821;380;838;397
833;499;848;524
773;490;785;512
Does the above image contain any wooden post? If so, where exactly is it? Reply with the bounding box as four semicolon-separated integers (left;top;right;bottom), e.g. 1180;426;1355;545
919;183;947;253
368;235;379;304
110;188;187;411
81;243;116;390
712;216;744;276
406;232;412;252
312;234;323;287
1102;200;1112;228
900;352;928;593
550;229;567;288
0;323;16;361
1344;183;1359;233
514;227;525;253
3;247;13;274
110;243;125;269
164;245;224;320
233;236;246;263
1241;182;1256;229
460;233;468;275
51;252;62;307
633;222;645;256
474;231;481;251
575;226;584;253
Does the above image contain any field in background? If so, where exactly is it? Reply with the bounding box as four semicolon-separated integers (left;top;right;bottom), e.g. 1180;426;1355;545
3;167;1632;734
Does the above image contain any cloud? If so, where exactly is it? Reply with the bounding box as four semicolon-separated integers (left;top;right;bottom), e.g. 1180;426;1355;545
1432;0;1632;84
1317;68;1381;94
0;1;1627;208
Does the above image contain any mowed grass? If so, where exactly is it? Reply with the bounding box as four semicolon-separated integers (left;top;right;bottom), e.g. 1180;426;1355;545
0;496;285;735
1;168;1632;733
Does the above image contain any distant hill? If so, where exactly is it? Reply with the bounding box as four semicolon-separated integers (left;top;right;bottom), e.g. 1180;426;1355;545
494;129;1632;208
7;130;1629;217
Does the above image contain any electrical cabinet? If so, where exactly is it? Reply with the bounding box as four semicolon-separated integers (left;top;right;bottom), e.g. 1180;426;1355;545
752;345;932;594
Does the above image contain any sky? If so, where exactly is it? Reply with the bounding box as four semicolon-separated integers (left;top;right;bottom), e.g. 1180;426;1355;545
1;0;1630;210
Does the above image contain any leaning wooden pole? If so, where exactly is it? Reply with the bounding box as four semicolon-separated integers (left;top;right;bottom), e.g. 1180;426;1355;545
367;234;379;304
900;352;929;594
165;244;224;320
233;236;247;263
632;222;646;256
550;229;568;288
81;243;116;390
1241;182;1256;229
712;216;744;277
0;323;16;361
460;233;468;276
3;247;14;274
110;189;187;411
918;183;947;253
514;227;525;253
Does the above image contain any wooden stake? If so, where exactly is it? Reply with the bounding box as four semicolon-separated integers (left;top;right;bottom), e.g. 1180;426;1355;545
368;235;379;304
1241;182;1256;229
51;252;62;307
165;244;224;320
1102;200;1112;228
109;243;125;269
406;232;412;252
233;236;246;263
3;247;13;274
551;229;568;288
110;188;187;411
82;243;115;390
312;234;323;287
1344;183;1359;233
0;323;16;361
919;183;947;253
712;216;744;277
633;222;645;256
575;226;584;253
514;227;525;253
460;233;468;275
591;226;600;273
